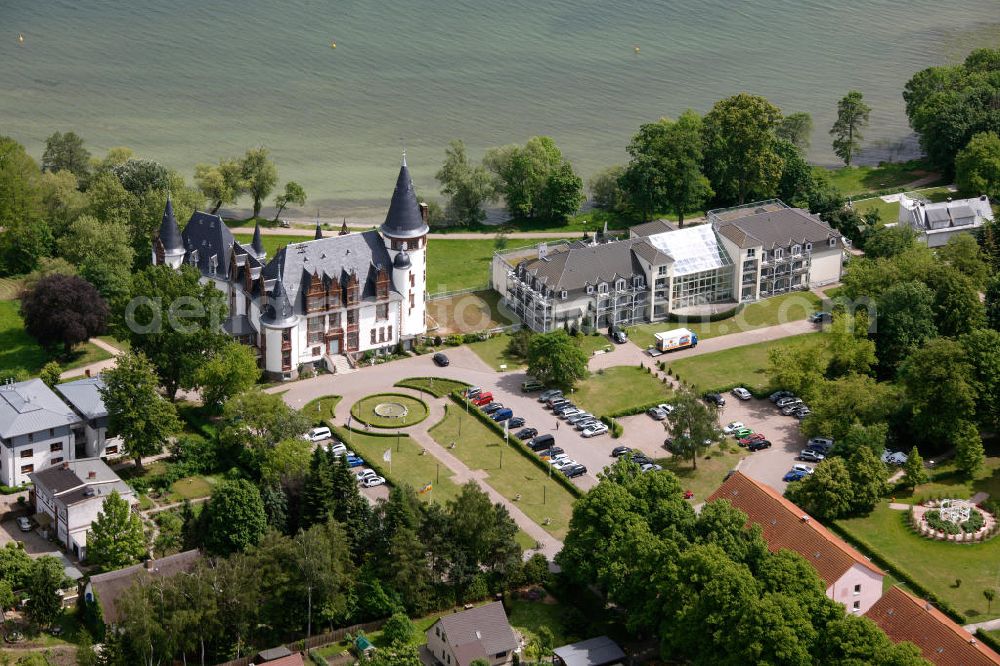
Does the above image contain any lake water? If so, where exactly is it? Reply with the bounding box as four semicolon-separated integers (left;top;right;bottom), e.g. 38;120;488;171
2;0;998;211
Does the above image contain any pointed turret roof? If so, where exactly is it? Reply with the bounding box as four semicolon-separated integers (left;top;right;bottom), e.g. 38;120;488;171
260;261;296;326
314;221;324;240
339;219;350;236
251;220;265;257
158;197;183;252
379;156;429;240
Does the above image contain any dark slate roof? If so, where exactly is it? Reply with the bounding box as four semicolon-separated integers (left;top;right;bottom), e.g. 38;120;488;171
715;208;840;250
158;198;184;252
393;248;411;269
252;221;265;257
89;550;202;625
630;219;678;238
260;273;296;326
553;636;626;666
518;239;649;292
224;314;253;336
380;160;429;240
435;601;518;662
181;211;237;276
314;222;324;240
262;230;399;311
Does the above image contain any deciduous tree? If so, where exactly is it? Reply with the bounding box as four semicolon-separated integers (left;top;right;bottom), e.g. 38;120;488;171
194;159;245;214
846;447;888;515
100;350;181;469
702;93;784;204
42;131;91;182
57;214;135;305
273;181;307;222
873;281;937;372
0;137;47;276
956;131;1000;200
20;273;109;356
86;490;147;571
195;340;261;410
484;137;582;222
526;330;588;389
435;140;495;226
927;267;984;337
776;112;814;153
830;91;870;166
785;457;854;520
24;556;66;627
588;165;627;213
664;387;722;470
899;338;977;446
240;147;278;218
961;328;1000;428
200;479;268;555
382;611;416;646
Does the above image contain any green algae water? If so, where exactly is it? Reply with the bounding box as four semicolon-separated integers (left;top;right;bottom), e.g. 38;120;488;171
2;0;998;209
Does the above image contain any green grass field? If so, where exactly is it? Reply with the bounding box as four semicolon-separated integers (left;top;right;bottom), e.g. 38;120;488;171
574;366;671;417
428;403;578;539
658;444;750;501
333;426;465;504
301;395;342;425
629;292;821;349
426;238;561;294
233;233;292;259
836;502;1000;621
668;333;826;394
852;185;956;224
350;394;429;428
508;597;576;647
820;161;940;197
394;377;469;398
0;300;112;379
467;333;525;371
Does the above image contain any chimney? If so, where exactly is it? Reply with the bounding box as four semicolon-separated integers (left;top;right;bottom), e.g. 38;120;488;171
85;369;91;378
801;515;810;523
419;202;429;223
88;471;97;479
62;461;69;470
145;558;155;570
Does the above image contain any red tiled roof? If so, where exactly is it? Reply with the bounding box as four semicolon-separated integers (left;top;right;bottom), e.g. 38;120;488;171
707;472;883;586
865;587;1000;666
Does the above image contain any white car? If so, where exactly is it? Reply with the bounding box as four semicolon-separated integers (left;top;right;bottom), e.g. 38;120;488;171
16;517;32;532
361;476;386;488
307;427;332;442
328;442;349;456
552;458;577;470
356;469;378;482
731;387;752;400
881;450;908;465
791;464;814;475
657;403;675;415
548;453;569;465
582;424;609;438
722;421;745;435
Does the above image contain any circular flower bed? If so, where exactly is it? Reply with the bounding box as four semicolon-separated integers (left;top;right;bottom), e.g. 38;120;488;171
910;498;997;542
350;393;429;428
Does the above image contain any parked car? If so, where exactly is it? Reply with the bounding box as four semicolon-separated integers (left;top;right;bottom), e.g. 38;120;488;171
356;469;378;482
345;455;365;468
738;433;767;447
610;325;628;344
809;311;832;323
663;438;676;453
807;437;834;452
722;421;745;435
799;449;825;463
361;475;386;488
881;450;908;465
575;418;601;431
747;440;772;452
791;406;811;419
582;423;609;437
629;453;653;466
482;402;504;414
328;442;348;456
563;464;588;478
555;406;580;418
552;458;576;470
792;464;815;475
611;446;633;457
731;387;752;401
508;416;526;429
464;387;482;399
16;517;32;532
546;398;570;410
491;408;514;422
640;463;663;473
783;470;808;482
521;380;545;392
781;403;806;416
433;352;450;367
770;390;794;403
776;397;801;408
473;393;494;406
657;403;675;415
539;389;563;402
528;434;555;451
306;427;332;442
538;447;564;460
515;427;538;440
566;412;593;425
732;427;754;439
703;392;725;406
647;407;667;421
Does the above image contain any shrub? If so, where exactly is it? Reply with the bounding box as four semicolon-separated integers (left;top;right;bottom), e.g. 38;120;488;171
462;333;480;344
924;509;962;535
434;335;443;346
447;334;463;346
962;509;985;533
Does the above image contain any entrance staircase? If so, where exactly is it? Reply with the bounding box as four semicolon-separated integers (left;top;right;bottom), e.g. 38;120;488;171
325;354;355;375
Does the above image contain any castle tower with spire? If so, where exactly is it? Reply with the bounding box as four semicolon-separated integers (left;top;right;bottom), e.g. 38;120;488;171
152;196;185;268
380;152;429;340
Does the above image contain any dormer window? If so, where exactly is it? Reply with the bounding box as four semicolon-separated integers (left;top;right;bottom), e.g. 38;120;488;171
761;251;768;261
828;237;837;247
560;290;567;300
616;279;626;291
746;248;755;258
598;282;608;294
633;276;644;288
792;244;801;255
586;285;594;294
188;250;199;266
805;242;812;252
208;255;218;275
774;248;784;259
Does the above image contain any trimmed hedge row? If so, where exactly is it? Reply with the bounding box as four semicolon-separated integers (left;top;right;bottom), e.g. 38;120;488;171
828;519;967;624
976;629;1000;655
449;391;584;499
688;381;772;400
599;416;624;438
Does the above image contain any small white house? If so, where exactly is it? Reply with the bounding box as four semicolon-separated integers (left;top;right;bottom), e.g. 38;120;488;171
29;458;137;560
898;193;994;247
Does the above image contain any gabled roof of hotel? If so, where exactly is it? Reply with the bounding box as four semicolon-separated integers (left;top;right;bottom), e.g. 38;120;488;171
182;211;237;276
715;208;841;250
0;379;80;439
865;586;1000;666
518;239;651;291
708;472;883;586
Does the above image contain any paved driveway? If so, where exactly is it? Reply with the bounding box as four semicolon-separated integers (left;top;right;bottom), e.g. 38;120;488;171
0;519;61;555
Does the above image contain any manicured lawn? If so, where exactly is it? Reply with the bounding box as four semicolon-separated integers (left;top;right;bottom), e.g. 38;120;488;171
394;377;469;398
97;335;129;350
0;300;112;379
668;333;826;395
573;366;671;417
887;452;1000;505
820;160;940;197
629;291;821;349
427;238;562;295
576;333;614;356
508;597;576;647
233;232;291;259
166;475;220;501
429;404;578;539
467;333;525;371
332;426;465;504
427;289;515;334
852;185;956;224
301;395;342;425
350;393;429;428
836;502;1000;621
658;444;750;502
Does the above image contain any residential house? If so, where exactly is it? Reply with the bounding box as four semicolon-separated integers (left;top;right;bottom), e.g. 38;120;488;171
85;550;202;626
55;376;120;460
30;458;137;560
252;646;306;665
552;636;626;666
152;157;428;380
495;200;843;332
898;193;994;247
426;601;519;666
0;379;82;487
865;586;1000;665
708;472;884;614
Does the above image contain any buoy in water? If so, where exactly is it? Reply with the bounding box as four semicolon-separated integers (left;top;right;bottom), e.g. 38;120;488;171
330;41;336;49
634;45;640;54
18;33;25;44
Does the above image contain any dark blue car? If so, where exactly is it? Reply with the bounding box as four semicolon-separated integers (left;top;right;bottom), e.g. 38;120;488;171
783;470;807;482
